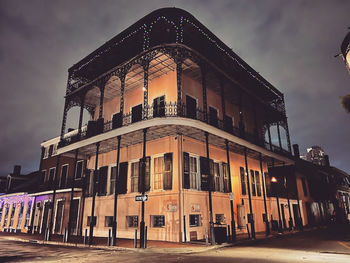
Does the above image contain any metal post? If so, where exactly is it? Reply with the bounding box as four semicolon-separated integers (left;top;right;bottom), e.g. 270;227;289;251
259;153;270;235
89;142;100;245
99;85;105;119
267;125;273;151
277;122;282;150
140;128;147;248
84;229;87;244
108;229;111;246
205;132;215;245
134;229;137;248
225;140;236;242
285;175;293;230
144;226;147;248
183;215;187;242
201;65;208;122
48;154;61;241
244;147;255;239
67;149;79;242
112;136;121;246
276;195;283;233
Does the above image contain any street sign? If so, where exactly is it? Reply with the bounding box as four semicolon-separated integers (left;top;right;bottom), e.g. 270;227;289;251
229;192;235;201
135;195;148;202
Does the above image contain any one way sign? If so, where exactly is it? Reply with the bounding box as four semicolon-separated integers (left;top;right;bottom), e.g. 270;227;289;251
135;195;148;202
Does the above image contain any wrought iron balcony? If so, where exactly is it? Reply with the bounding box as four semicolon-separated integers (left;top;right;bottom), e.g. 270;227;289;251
58;101;291;157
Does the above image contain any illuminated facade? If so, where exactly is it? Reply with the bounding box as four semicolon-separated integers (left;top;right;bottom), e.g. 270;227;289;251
1;8;300;244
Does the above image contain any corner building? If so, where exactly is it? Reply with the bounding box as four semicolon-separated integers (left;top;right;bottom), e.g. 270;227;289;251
56;8;294;242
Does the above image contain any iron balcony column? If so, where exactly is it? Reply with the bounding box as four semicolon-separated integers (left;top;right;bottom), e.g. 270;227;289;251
77;92;86;138
98;85;105;119
285;175;293;230
89;142;100;245
284;118;292;153
277;122;282;151
48;154;61;241
244;147;255;239
201;65;208;122
143;62;149;119
225;140;236;242
60;99;69;141
67;149;79;242
238;91;245;138
140;128;147;248
112;136;121;246
205;132;215;245
176;59;183;109
259;153;270;235
119;74;126;116
267;125;273;151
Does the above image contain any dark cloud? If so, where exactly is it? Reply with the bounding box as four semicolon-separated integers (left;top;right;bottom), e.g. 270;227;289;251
0;0;349;175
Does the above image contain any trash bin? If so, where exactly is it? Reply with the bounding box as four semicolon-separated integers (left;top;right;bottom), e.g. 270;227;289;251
214;226;227;244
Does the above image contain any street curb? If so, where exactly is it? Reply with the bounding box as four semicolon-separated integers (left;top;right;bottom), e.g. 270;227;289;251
0;227;325;255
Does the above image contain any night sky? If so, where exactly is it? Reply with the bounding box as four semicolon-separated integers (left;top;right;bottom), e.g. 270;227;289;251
0;0;349;176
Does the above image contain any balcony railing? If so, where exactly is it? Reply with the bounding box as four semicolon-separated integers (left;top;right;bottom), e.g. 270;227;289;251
59;101;291;157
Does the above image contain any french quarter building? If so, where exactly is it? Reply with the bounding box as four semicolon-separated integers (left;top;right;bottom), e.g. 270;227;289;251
1;8;302;243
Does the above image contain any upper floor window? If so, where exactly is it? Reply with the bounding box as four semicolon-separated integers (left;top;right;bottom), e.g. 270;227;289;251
75;160;84;179
60;164;68;188
186;95;197;119
183;152;199;190
222;163;230;193
48;167;56;183
213;162;221;192
43;147;49;159
130;162;139;193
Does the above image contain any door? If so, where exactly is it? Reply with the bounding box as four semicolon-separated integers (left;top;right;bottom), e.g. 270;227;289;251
40;202;51;234
54;200;64;233
70;199;80;235
237;204;246;229
186;96;197;119
132;104;143;123
209;107;218;127
292;204;300;227
280;204;286;229
153;96;165;117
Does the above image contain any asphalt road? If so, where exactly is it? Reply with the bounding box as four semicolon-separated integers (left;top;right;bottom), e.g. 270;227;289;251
0;225;349;263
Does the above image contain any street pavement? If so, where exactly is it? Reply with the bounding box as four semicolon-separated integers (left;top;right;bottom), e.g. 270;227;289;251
0;225;349;262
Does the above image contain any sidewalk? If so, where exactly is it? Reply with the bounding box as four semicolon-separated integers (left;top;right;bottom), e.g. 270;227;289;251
0;227;317;254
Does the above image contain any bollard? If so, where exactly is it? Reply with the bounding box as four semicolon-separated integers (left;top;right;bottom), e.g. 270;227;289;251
227;225;231;243
134;229;137;248
144;226;147;249
84;229;88;245
63;228;66;243
246;224;251;239
205;227;209;246
108;229;111;246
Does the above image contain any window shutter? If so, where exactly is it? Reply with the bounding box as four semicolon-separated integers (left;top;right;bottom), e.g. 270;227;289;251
98;166;108;196
163;153;173;190
200;156;209;190
117;162;128;194
138;157;150;193
183;152;190;189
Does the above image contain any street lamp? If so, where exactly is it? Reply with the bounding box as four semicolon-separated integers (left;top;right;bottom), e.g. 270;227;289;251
271;176;283;233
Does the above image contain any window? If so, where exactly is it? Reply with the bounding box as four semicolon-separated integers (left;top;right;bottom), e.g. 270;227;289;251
183;152;199;190
110;166;117;195
153;153;173;190
301;178;308;196
214;163;220;192
223;115;233;133
48;167;56;183
255;171;262;196
112;112;122;129
153;95;165;117
222;163;230;193
87;216;97;227
54;200;64;233
43;147;49;159
189;214;201;227
117;162;129;194
190;156;198;189
137;157;150;193
48;145;54;157
240;167;246;195
151;215;165;227
126;216;138;228
154;157;164;190
52;144;58;156
40;170;46;185
105;216;114;227
75;160;83;179
131;162;139;192
60;164;68;188
186;95;197;119
70;199;80;234
200;157;214;191
215;214;225;224
250;170;256;196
